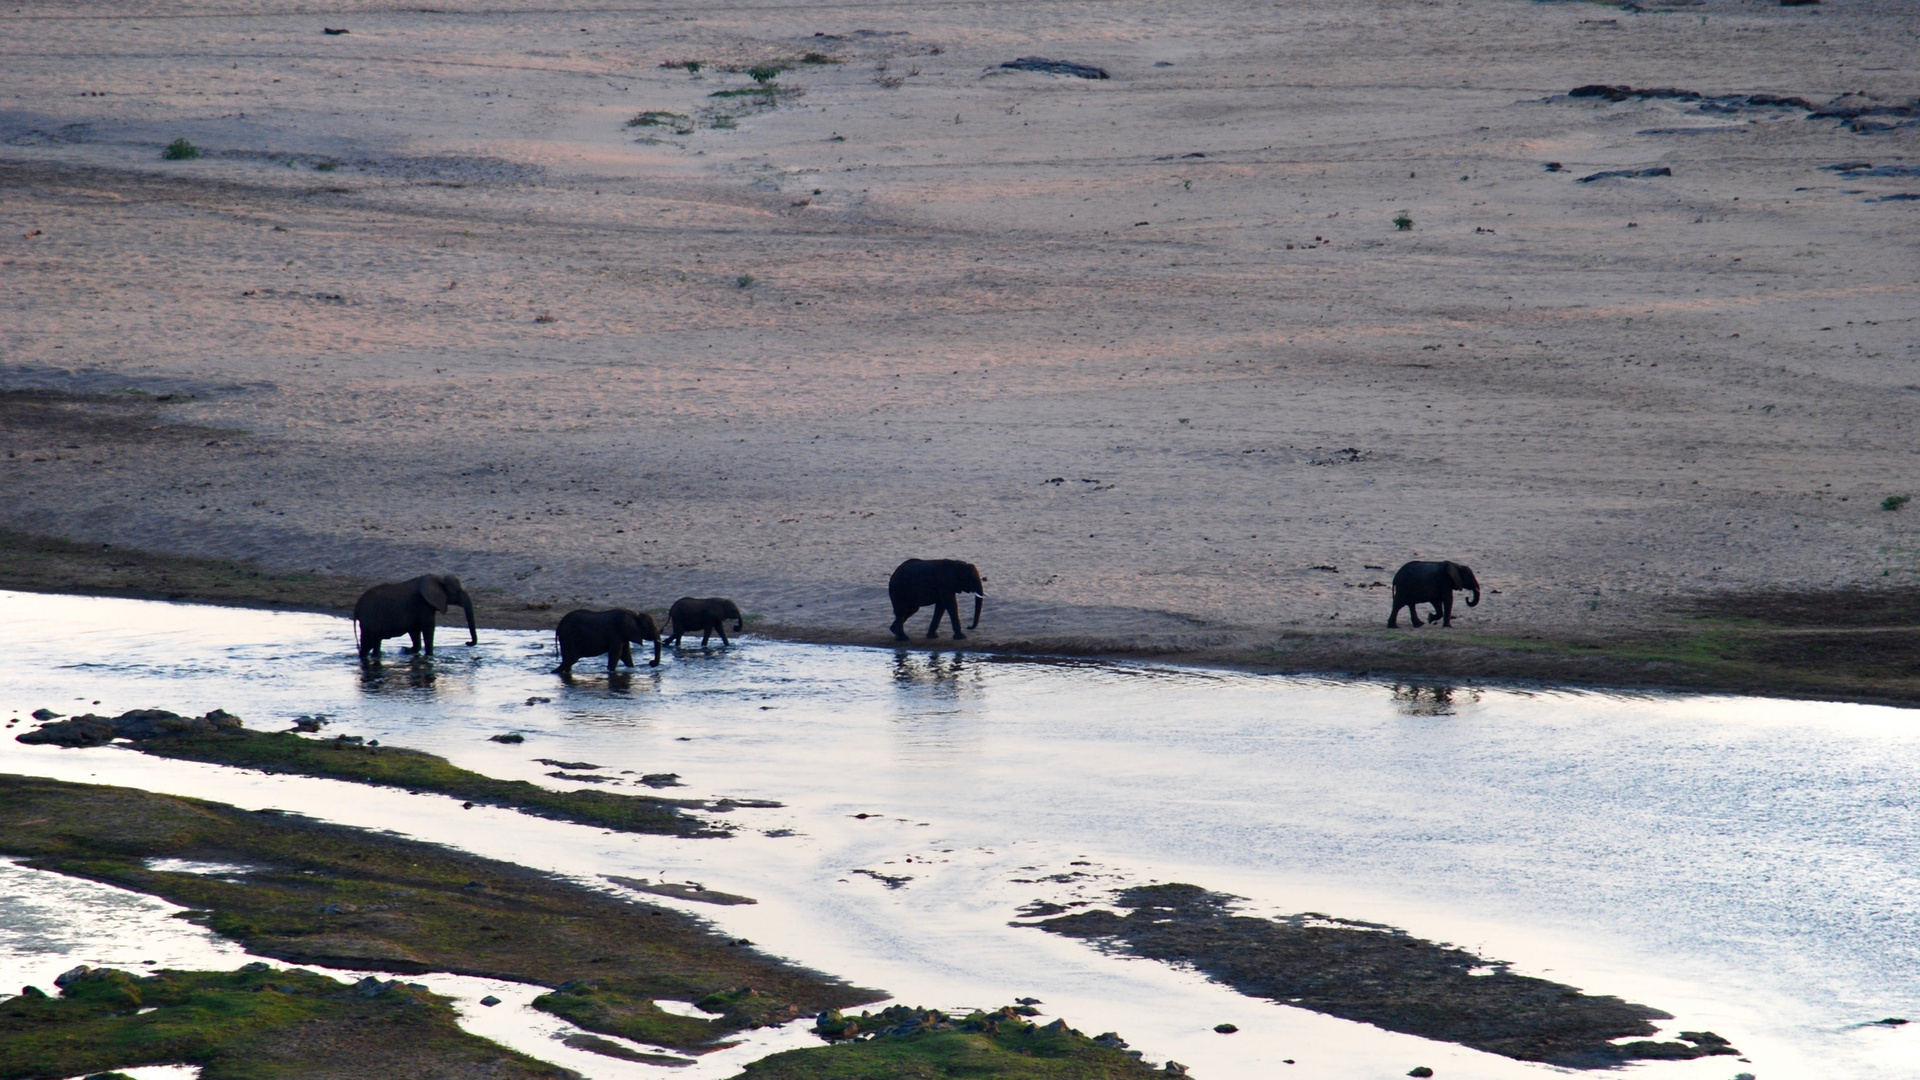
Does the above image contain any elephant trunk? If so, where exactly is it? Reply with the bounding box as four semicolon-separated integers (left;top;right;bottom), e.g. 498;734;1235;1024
969;593;983;630
462;598;479;644
1465;587;1480;608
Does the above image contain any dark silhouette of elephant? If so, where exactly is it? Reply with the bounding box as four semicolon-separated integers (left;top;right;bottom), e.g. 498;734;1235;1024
353;574;477;664
888;558;985;641
666;597;743;647
1388;561;1481;628
555;608;661;675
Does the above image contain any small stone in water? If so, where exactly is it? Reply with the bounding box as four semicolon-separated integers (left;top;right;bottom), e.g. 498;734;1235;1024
489;733;525;743
1214;1023;1238;1033
480;995;501;1006
1408;1069;1434;1078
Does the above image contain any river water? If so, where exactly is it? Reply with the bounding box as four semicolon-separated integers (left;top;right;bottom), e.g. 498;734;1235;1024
0;590;1914;1079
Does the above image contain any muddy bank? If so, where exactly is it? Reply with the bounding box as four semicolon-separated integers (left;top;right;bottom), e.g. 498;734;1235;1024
3;531;1916;706
1027;884;1741;1069
0;964;572;1080
0;774;881;1052
17;707;733;837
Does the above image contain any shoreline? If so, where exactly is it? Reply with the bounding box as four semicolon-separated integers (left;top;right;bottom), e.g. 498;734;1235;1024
5;529;1915;708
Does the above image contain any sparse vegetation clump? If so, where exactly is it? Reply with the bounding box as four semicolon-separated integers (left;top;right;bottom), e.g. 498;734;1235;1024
661;59;703;73
1393;211;1414;231
161;138;199;160
747;64;784;84
738;1006;1169;1078
1884;495;1911;511
628;110;692;132
0;964;566;1080
737;273;755;288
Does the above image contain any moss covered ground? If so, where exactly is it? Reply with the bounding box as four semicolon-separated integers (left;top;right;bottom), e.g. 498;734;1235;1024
132;727;722;837
0;774;879;1053
737;1007;1169;1079
0;964;569;1080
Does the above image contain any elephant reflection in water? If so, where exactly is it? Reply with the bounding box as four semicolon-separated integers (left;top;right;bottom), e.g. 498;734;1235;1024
1391;683;1482;717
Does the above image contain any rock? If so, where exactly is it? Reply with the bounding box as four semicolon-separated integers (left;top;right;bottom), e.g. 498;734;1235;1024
1409;1069;1435;1078
489;733;525;743
290;715;326;732
18;714;117;747
239;962;272;972
1015;996;1043;1005
20;985;47;998
1093;1032;1129;1049
480;995;501;1006
1214;1022;1239;1033
640;772;684;788
1577;167;1672;183
1163;1063;1188;1075
352;976;394;998
31;708;59;720
1040;1018;1071;1034
54;965;96;988
1678;1030;1730;1046
1543;162;1565;172
1872;1017;1909;1025
1000;57;1109;80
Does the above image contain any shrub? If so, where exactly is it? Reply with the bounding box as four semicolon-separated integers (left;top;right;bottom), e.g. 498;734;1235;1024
162;138;199;160
1393;212;1414;231
747;65;783;84
1884;495;1911;511
736;273;755;288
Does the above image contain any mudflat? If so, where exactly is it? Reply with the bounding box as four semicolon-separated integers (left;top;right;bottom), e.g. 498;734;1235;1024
2;0;1916;690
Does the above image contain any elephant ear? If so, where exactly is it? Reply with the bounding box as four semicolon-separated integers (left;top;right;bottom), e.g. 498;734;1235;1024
417;576;450;613
1447;563;1466;589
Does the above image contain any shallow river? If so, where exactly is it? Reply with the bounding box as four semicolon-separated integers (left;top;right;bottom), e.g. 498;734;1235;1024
0;591;1914;1079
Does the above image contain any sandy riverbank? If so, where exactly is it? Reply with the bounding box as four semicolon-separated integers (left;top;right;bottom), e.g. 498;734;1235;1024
2;0;1916;693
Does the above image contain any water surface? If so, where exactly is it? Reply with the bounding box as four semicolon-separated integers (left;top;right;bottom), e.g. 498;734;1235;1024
1;591;1915;1078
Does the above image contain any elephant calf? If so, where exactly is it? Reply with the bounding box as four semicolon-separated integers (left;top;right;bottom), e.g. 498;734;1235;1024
1388;560;1481;628
555;608;661;676
353;574;477;665
666;597;744;647
888;558;986;641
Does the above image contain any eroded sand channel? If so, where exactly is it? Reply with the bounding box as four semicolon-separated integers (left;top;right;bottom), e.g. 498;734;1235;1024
1;590;1916;1077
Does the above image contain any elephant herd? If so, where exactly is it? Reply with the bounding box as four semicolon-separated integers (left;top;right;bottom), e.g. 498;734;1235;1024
352;557;1479;673
350;558;992;676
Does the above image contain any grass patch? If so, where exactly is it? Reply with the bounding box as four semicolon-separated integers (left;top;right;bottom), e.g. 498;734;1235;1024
710;86;780;99
0;774;880;1051
737;273;755;288
1393;211;1414;230
738;1006;1168;1078
661;59;703;73
1884;495;1911;511
161;138;199;161
628;110;693;132
116;725;725;838
0;528;367;613
1032;884;1737;1068
0;964;565;1080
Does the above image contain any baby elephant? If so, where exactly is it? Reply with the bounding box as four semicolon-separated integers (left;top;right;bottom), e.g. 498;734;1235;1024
1388;560;1481;628
554;608;661;676
665;597;744;647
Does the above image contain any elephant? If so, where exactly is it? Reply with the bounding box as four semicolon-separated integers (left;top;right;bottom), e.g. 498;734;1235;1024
353;574;477;664
665;597;744;647
888;558;985;641
555;608;661;676
1388;560;1481;628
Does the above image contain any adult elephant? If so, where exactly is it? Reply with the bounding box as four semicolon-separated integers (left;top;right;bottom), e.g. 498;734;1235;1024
888;559;985;641
353;574;477;664
555;608;661;676
666;597;744;647
1387;560;1481;628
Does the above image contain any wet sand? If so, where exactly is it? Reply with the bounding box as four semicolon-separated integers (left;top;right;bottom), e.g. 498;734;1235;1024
2;0;1918;670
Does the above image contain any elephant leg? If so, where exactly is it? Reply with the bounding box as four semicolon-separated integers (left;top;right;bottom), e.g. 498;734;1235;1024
1439;596;1454;627
405;630;420;654
926;600;947;639
1406;599;1423;628
422;624;436;656
891;605;916;642
949;597;967;640
701;629;712;647
555;649;576;676
717;625;730;645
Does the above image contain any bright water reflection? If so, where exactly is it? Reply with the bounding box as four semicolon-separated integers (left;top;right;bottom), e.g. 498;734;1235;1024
0;591;1916;1079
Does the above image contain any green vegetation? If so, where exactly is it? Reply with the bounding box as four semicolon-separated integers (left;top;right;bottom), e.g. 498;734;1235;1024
0;527;366;613
627;110;693;132
162;138;200;161
128;727;722;837
1884;494;1911;511
0;965;565;1080
0;775;879;1053
661;59;703;73
1393;211;1414;230
739;1006;1167;1079
737;273;755;288
800;53;840;65
710;87;777;98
